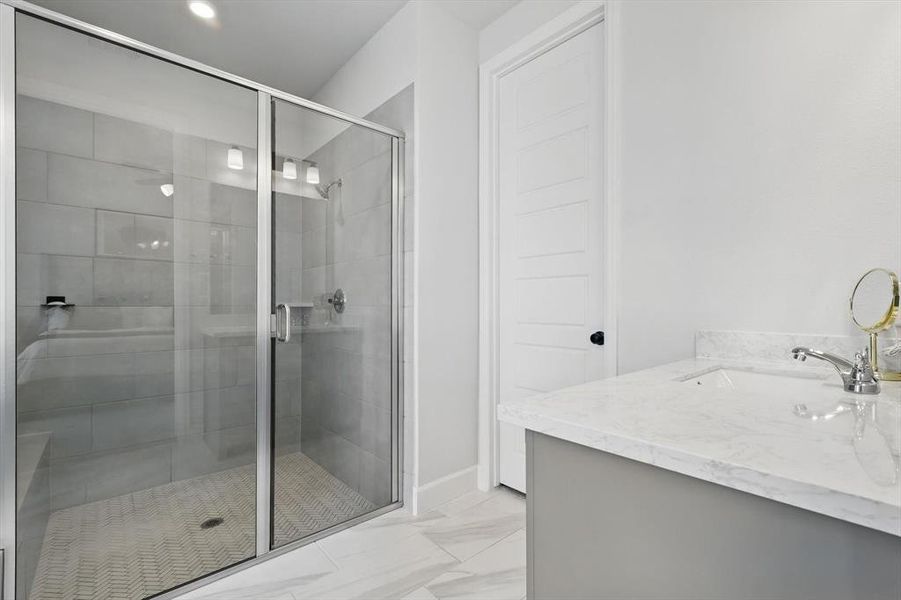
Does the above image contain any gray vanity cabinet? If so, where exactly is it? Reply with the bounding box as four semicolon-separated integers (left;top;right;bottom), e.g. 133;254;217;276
526;431;901;600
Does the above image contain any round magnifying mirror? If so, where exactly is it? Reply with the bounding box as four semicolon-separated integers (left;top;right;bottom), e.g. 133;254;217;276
850;268;899;333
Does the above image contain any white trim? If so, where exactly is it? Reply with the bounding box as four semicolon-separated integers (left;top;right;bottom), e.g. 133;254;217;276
604;0;621;385
405;84;422;513
477;0;616;491
412;466;478;513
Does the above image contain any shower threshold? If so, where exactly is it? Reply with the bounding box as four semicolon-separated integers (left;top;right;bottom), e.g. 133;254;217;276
28;452;376;600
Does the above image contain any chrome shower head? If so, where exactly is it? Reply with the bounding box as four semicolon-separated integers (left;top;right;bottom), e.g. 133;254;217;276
316;178;342;199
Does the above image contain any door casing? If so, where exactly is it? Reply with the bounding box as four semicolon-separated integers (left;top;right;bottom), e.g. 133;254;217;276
477;0;619;492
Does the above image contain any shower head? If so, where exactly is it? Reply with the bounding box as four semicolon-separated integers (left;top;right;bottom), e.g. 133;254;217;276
316;178;342;199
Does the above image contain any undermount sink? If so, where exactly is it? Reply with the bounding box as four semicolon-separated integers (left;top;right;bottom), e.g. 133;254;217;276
681;367;834;394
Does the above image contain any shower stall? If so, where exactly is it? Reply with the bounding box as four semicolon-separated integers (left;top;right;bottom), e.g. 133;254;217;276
0;2;405;598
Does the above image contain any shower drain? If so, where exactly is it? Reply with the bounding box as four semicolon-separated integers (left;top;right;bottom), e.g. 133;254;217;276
200;517;224;530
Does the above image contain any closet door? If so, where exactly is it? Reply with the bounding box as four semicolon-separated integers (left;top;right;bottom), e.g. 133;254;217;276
497;23;609;492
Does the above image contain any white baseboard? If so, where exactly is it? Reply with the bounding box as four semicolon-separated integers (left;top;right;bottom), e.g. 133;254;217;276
403;470;415;509
411;465;478;514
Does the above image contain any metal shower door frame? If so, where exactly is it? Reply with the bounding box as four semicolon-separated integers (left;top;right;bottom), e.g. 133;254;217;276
0;1;405;598
0;3;17;599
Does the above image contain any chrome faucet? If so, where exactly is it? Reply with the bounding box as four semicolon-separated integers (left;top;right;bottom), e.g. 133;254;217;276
791;346;880;394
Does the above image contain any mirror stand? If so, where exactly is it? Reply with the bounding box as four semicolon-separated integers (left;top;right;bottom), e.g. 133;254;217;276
849;268;900;382
873;331;901;381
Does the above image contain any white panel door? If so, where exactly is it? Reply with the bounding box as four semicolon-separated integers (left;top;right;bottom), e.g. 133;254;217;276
497;23;607;492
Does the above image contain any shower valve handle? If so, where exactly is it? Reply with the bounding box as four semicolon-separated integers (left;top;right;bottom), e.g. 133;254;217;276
328;288;347;314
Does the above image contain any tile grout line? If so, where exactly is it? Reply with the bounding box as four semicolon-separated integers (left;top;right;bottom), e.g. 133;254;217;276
312;510;446;567
434;525;524;573
431;488;501;516
314;540;342;572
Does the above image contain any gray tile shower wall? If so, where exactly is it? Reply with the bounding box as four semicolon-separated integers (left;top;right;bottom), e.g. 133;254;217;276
297;86;413;507
15;95;260;512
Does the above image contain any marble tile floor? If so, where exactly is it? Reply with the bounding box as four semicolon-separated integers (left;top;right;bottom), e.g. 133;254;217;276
180;486;527;600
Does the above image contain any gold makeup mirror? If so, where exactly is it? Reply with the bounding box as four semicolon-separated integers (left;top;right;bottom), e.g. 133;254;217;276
850;268;900;380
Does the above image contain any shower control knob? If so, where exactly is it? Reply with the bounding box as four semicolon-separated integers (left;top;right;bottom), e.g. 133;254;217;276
590;331;605;346
328;288;347;314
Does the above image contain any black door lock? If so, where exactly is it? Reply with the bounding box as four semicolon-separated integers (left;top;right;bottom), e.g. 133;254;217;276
590;331;605;346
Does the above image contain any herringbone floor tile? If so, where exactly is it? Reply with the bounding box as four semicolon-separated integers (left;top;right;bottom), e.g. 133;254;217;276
29;452;376;600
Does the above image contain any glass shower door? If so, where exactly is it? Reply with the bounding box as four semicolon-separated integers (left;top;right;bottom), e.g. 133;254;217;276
6;5;404;596
270;99;398;548
14;14;259;599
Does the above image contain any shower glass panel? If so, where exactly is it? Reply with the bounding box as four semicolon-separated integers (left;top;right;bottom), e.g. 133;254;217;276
270;99;396;548
14;14;258;599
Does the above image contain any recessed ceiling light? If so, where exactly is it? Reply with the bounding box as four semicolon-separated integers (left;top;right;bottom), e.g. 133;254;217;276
188;1;216;20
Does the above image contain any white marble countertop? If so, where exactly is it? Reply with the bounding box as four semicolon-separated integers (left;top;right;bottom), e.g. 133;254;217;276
498;357;901;536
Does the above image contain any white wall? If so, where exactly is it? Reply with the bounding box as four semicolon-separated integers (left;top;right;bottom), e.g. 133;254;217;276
313;1;480;510
313;0;901;512
616;0;901;373
313;3;417;117
414;2;479;487
479;0;577;63
306;1;418;156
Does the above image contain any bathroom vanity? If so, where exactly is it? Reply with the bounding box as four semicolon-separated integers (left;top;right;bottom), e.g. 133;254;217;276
499;334;901;600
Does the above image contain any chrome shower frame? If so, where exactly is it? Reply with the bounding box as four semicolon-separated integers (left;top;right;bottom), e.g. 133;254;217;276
0;1;405;598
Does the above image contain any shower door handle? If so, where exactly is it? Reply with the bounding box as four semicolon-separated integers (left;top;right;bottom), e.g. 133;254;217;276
275;303;291;342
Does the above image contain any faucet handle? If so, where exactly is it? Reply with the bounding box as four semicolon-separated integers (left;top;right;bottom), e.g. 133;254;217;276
848;346;880;393
854;348;868;369
854;346;876;372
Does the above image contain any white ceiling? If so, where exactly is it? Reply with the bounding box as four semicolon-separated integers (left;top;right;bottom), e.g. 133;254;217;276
29;0;408;98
